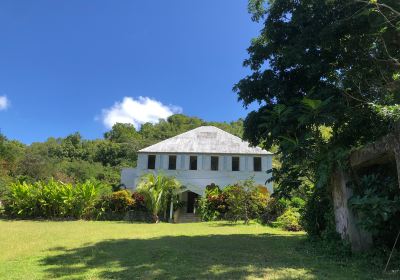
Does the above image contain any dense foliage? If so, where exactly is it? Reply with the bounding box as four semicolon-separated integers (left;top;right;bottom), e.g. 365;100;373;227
95;190;134;219
197;184;229;221
2;180;105;219
94;190;151;222
300;186;335;238
237;0;400;238
224;180;270;224
349;164;400;245
197;181;270;224
274;208;302;232
1;178;155;222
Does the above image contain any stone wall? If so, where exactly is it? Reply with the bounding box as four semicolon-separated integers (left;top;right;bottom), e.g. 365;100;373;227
331;170;372;251
332;123;399;251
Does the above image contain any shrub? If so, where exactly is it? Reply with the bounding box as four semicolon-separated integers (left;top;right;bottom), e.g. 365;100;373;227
197;184;228;221
274;208;302;231
94;190;155;221
259;197;288;224
2;179;102;219
95;190;135;220
224;180;269;223
132;192;146;210
3;181;40;218
198;181;270;223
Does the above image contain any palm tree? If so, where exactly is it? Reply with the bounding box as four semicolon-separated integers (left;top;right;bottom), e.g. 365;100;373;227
137;172;183;223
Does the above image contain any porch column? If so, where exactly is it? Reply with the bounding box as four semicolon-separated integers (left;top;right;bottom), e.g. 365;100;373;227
169;200;174;222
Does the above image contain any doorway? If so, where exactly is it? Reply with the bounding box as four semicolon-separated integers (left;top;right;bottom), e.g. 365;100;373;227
186;191;198;213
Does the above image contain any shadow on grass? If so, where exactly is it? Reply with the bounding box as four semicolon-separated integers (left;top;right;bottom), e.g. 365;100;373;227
207;222;240;227
39;233;380;280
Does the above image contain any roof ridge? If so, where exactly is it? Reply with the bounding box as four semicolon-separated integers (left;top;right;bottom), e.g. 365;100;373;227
138;125;272;155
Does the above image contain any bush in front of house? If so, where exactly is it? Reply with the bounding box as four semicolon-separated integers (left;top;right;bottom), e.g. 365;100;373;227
197;184;228;221
94;190;152;222
94;190;134;220
0;179;153;222
197;181;270;223
224;181;270;224
2;179;104;219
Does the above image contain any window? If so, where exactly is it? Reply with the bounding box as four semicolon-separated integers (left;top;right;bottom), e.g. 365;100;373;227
254;157;262;172
168;155;177;170
190;156;197;170
232;157;240;171
211;156;219;171
147;155;156;169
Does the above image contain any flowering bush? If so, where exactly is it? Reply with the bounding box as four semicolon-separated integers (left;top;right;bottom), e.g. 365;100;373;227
132;192;146;210
197;184;228;221
95;190;135;220
197;181;270;223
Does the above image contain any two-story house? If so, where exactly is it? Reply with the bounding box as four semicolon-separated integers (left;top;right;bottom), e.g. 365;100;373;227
121;126;273;220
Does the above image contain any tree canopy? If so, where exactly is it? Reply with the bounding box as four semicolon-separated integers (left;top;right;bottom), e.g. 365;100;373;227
235;0;400;195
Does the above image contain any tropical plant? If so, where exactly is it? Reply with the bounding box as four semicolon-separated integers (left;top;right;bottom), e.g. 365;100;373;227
2;179;102;219
137;173;183;223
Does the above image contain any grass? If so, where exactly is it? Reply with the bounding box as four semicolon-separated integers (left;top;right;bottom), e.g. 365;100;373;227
0;220;397;280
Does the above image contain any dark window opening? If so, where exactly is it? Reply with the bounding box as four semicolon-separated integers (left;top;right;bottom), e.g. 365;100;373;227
254;157;262;172
148;155;156;169
168;155;177;170
190;156;198;170
211;156;219;171
232;157;240;171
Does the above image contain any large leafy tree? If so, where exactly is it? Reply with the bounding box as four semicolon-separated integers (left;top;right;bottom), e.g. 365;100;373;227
235;0;400;195
104;123;141;143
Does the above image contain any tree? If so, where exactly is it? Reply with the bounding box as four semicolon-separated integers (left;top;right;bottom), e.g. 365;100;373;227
137;173;183;223
235;0;400;199
104;123;141;143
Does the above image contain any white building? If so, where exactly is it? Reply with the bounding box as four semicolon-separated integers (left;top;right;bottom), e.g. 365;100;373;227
121;126;273;220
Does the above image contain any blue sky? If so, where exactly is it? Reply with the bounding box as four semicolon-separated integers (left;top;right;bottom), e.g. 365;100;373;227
0;1;261;144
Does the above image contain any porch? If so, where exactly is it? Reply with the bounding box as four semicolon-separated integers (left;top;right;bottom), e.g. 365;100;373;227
170;190;201;223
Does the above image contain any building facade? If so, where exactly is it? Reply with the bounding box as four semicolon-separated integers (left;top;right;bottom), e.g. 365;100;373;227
121;126;273;197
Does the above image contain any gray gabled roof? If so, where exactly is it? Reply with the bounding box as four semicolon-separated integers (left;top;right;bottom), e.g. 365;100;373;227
139;126;272;155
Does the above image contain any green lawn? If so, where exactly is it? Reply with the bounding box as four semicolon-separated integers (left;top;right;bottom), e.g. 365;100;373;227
0;220;396;280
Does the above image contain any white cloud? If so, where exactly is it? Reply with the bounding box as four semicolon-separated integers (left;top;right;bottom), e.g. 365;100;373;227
0;96;9;111
102;96;182;129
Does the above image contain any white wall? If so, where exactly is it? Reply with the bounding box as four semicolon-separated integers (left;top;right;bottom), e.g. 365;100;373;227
122;153;273;195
